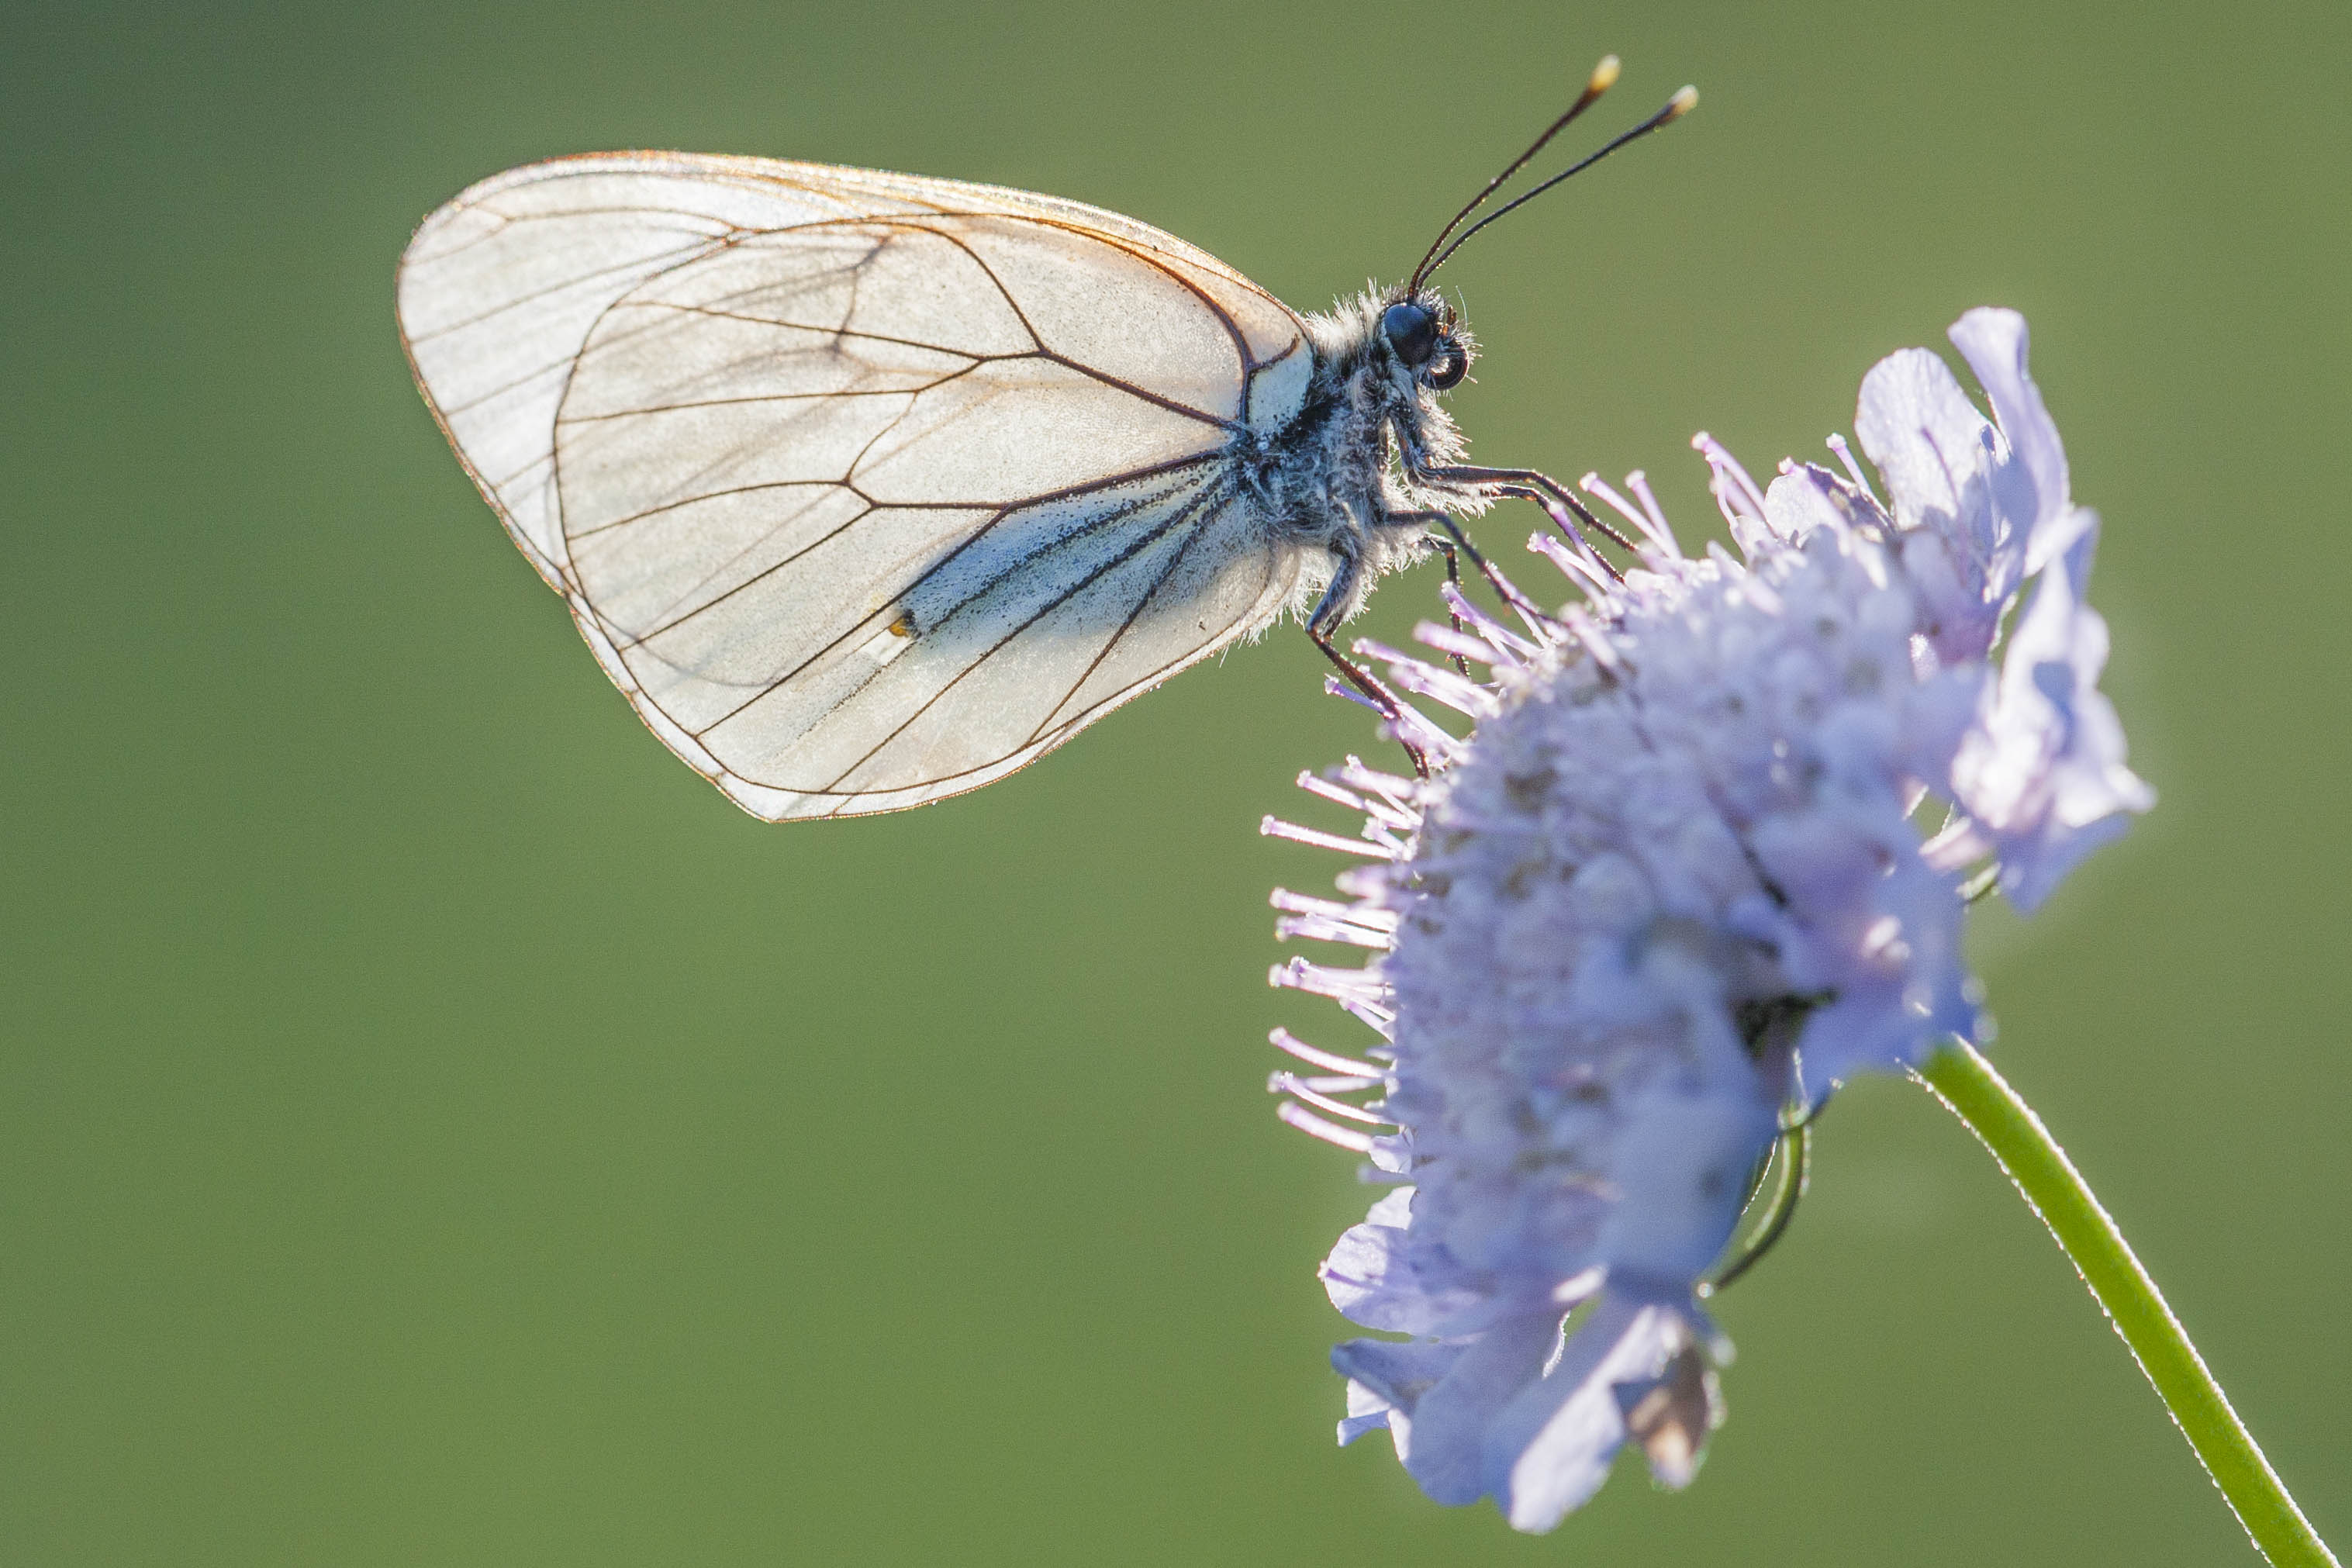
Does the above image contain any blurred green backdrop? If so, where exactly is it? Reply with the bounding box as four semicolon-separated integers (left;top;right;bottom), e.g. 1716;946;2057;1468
5;0;2347;1562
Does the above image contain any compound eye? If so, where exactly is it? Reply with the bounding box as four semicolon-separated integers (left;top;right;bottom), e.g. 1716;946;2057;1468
1380;302;1438;368
1427;343;1468;390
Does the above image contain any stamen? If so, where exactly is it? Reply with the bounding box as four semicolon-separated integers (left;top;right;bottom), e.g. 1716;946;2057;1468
1431;516;1566;637
1274;1071;1386;1095
1625;470;1684;558
1438;583;1543;661
1278;912;1394;948
1274;1100;1377;1154
1691;432;1770;517
1692;432;1777;554
1310;772;1418;832
1269;1026;1387;1076
1269;955;1394;1007
1331;865;1400;902
1558;606;1624;671
1262;816;1400;858
1335;757;1421;813
1357;638;1499;717
1389;663;1500;718
1270;1073;1395;1124
1292;771;1376;815
1825;432;1881;504
1579;471;1677;559
1414;620;1509;670
1271;887;1363;917
1528;531;1616;599
1271;887;1400;931
1528;491;1614;569
1376;699;1465;767
1486;571;1570;641
1322;675;1387;715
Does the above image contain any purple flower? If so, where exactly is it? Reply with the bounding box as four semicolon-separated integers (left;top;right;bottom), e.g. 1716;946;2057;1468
1262;309;2150;1532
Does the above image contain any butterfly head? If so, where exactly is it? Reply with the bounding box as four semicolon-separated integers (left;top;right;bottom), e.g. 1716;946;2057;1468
1379;296;1470;392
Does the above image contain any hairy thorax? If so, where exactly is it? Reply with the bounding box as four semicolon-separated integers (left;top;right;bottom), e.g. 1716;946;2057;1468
1231;290;1477;626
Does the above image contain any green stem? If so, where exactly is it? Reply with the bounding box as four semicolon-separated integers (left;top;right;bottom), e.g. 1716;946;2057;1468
1915;1042;2336;1566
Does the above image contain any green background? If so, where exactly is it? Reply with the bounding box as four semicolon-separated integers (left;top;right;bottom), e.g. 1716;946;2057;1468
5;0;2346;1561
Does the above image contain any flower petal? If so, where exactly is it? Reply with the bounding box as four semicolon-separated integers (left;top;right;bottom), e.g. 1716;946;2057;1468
1593;1075;1778;1283
1946;307;2074;574
1338;1378;1398;1446
1321;1186;1490;1334
1853;344;2035;646
1390;1310;1565;1506
1954;513;2155;910
1761;462;1889;547
1480;1290;1697;1532
1853;351;1998;561
1329;1335;1470;1465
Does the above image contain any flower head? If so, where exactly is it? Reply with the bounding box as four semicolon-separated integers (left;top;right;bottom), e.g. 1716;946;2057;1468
1262;309;2150;1532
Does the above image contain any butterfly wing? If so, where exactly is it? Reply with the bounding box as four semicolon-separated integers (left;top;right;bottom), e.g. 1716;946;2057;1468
398;154;1319;817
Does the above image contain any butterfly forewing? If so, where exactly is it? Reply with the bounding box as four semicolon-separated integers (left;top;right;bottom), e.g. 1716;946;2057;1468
399;154;1316;817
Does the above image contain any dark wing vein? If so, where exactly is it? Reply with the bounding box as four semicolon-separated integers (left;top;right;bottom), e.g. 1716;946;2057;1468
405;233;734;346
554;375;982;425
1021;488;1229;748
655;459;1216;726
810;478;1231;791
437;180;1304;812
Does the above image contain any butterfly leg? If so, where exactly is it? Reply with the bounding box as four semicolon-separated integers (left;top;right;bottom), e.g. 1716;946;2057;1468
1387;507;1562;636
1422;463;1635;580
1376;508;1473;674
1306;563;1431;779
1426;537;1473;676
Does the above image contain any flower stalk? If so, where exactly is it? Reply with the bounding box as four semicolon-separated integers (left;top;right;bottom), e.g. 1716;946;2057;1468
1915;1043;2339;1567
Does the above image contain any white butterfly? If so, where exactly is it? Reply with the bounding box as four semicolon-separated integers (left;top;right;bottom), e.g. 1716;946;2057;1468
398;59;1691;820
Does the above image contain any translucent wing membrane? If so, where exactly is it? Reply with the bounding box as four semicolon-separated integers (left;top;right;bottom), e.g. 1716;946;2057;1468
399;154;1314;817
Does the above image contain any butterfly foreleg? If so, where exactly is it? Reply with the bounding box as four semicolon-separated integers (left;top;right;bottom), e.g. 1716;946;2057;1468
1421;463;1636;580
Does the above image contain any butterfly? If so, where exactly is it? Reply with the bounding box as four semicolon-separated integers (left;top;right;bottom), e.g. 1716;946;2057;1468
398;57;1691;820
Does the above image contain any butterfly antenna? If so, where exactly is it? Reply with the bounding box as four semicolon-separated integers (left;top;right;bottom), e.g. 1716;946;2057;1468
1407;54;1622;295
1418;83;1698;285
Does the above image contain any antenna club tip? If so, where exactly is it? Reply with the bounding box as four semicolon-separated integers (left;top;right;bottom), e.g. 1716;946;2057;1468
1666;85;1700;118
1588;54;1622;92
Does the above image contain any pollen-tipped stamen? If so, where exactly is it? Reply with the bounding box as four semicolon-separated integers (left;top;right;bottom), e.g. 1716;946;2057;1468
1269;1026;1387;1077
1262;816;1400;859
1823;432;1880;503
1530;530;1618;599
1275;1100;1378;1153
